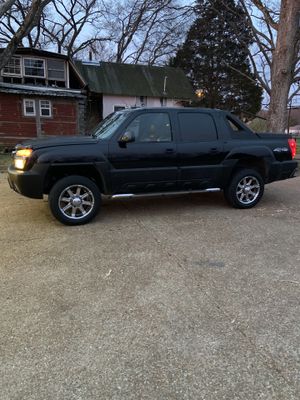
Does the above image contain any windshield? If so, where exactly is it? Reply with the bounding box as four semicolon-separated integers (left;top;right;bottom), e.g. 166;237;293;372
91;111;128;139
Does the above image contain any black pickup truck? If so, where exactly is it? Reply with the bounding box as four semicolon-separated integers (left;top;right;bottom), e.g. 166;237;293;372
8;107;298;225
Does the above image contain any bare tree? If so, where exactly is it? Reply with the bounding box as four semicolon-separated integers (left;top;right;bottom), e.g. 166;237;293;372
41;0;110;57
0;0;51;70
1;0;194;65
0;0;45;48
239;0;300;132
100;0;193;65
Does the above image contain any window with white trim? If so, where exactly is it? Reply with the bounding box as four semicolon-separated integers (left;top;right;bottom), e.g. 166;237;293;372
23;99;36;116
24;58;45;77
40;100;52;117
2;57;21;76
47;59;65;80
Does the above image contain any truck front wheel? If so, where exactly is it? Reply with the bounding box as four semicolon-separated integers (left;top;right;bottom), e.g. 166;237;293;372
224;169;264;209
48;175;101;225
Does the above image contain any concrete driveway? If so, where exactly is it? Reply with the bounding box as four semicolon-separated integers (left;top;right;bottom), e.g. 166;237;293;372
0;173;299;400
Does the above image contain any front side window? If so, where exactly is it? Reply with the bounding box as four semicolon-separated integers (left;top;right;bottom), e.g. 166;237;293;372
125;113;172;142
24;58;45;77
23;99;36;116
2;57;21;76
178;113;217;142
40;100;51;117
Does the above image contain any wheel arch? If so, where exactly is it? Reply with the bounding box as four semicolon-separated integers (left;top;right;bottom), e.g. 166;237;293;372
43;164;106;195
224;146;274;184
230;156;268;182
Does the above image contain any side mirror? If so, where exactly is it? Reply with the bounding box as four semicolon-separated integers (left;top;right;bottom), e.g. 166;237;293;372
119;131;135;143
118;131;135;147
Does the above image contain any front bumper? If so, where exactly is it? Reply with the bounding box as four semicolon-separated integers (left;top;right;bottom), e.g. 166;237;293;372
7;164;48;199
268;160;298;183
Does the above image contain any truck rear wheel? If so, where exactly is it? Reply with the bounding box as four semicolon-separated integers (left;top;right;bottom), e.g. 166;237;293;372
48;175;101;225
224;169;264;209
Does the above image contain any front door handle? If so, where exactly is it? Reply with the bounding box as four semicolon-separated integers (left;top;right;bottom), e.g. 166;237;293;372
210;148;219;154
165;148;175;154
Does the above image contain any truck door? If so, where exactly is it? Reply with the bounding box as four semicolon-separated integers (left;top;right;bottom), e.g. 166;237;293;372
177;111;224;190
108;111;178;194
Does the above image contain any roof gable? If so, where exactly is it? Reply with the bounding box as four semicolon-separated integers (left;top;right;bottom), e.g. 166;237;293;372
74;61;194;100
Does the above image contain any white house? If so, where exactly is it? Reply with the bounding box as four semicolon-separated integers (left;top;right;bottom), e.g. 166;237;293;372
75;60;195;130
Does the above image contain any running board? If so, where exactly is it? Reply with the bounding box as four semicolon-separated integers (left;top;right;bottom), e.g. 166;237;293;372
111;188;221;199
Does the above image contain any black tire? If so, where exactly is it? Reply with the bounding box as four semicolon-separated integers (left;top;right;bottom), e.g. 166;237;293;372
224;168;264;209
48;175;101;225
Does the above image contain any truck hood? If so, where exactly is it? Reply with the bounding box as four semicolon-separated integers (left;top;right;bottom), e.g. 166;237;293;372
19;135;98;150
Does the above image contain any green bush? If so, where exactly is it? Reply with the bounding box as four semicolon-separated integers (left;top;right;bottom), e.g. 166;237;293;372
247;118;268;132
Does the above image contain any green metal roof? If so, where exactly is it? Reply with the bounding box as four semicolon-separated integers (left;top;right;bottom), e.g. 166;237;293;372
75;61;194;100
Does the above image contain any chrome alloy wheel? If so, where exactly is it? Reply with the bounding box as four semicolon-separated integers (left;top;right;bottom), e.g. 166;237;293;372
58;184;95;220
236;176;260;205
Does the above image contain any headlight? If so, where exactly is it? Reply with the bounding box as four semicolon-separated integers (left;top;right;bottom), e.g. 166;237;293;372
14;158;27;169
14;148;33;170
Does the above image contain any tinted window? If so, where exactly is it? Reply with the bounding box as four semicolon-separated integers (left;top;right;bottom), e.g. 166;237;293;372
125;113;172;142
178;113;217;142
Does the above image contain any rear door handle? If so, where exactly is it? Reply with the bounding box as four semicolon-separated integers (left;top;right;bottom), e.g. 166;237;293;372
210;148;219;154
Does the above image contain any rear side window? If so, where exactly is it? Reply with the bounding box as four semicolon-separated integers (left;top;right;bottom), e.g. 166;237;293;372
178;113;217;142
226;117;243;132
226;116;255;138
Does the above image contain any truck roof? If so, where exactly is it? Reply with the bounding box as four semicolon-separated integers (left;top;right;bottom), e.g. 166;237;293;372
118;107;227;114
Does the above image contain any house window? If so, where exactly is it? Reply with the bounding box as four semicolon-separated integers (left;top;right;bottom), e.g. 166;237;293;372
47;59;65;81
40;100;52;117
160;97;167;107
114;105;125;112
2;57;21;76
24;58;45;77
140;96;147;107
23;99;36;116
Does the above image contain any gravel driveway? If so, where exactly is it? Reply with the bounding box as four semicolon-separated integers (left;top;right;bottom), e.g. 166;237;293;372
0;173;299;400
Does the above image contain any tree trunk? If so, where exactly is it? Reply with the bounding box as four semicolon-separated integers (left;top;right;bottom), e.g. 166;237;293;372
267;0;300;132
0;0;15;19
